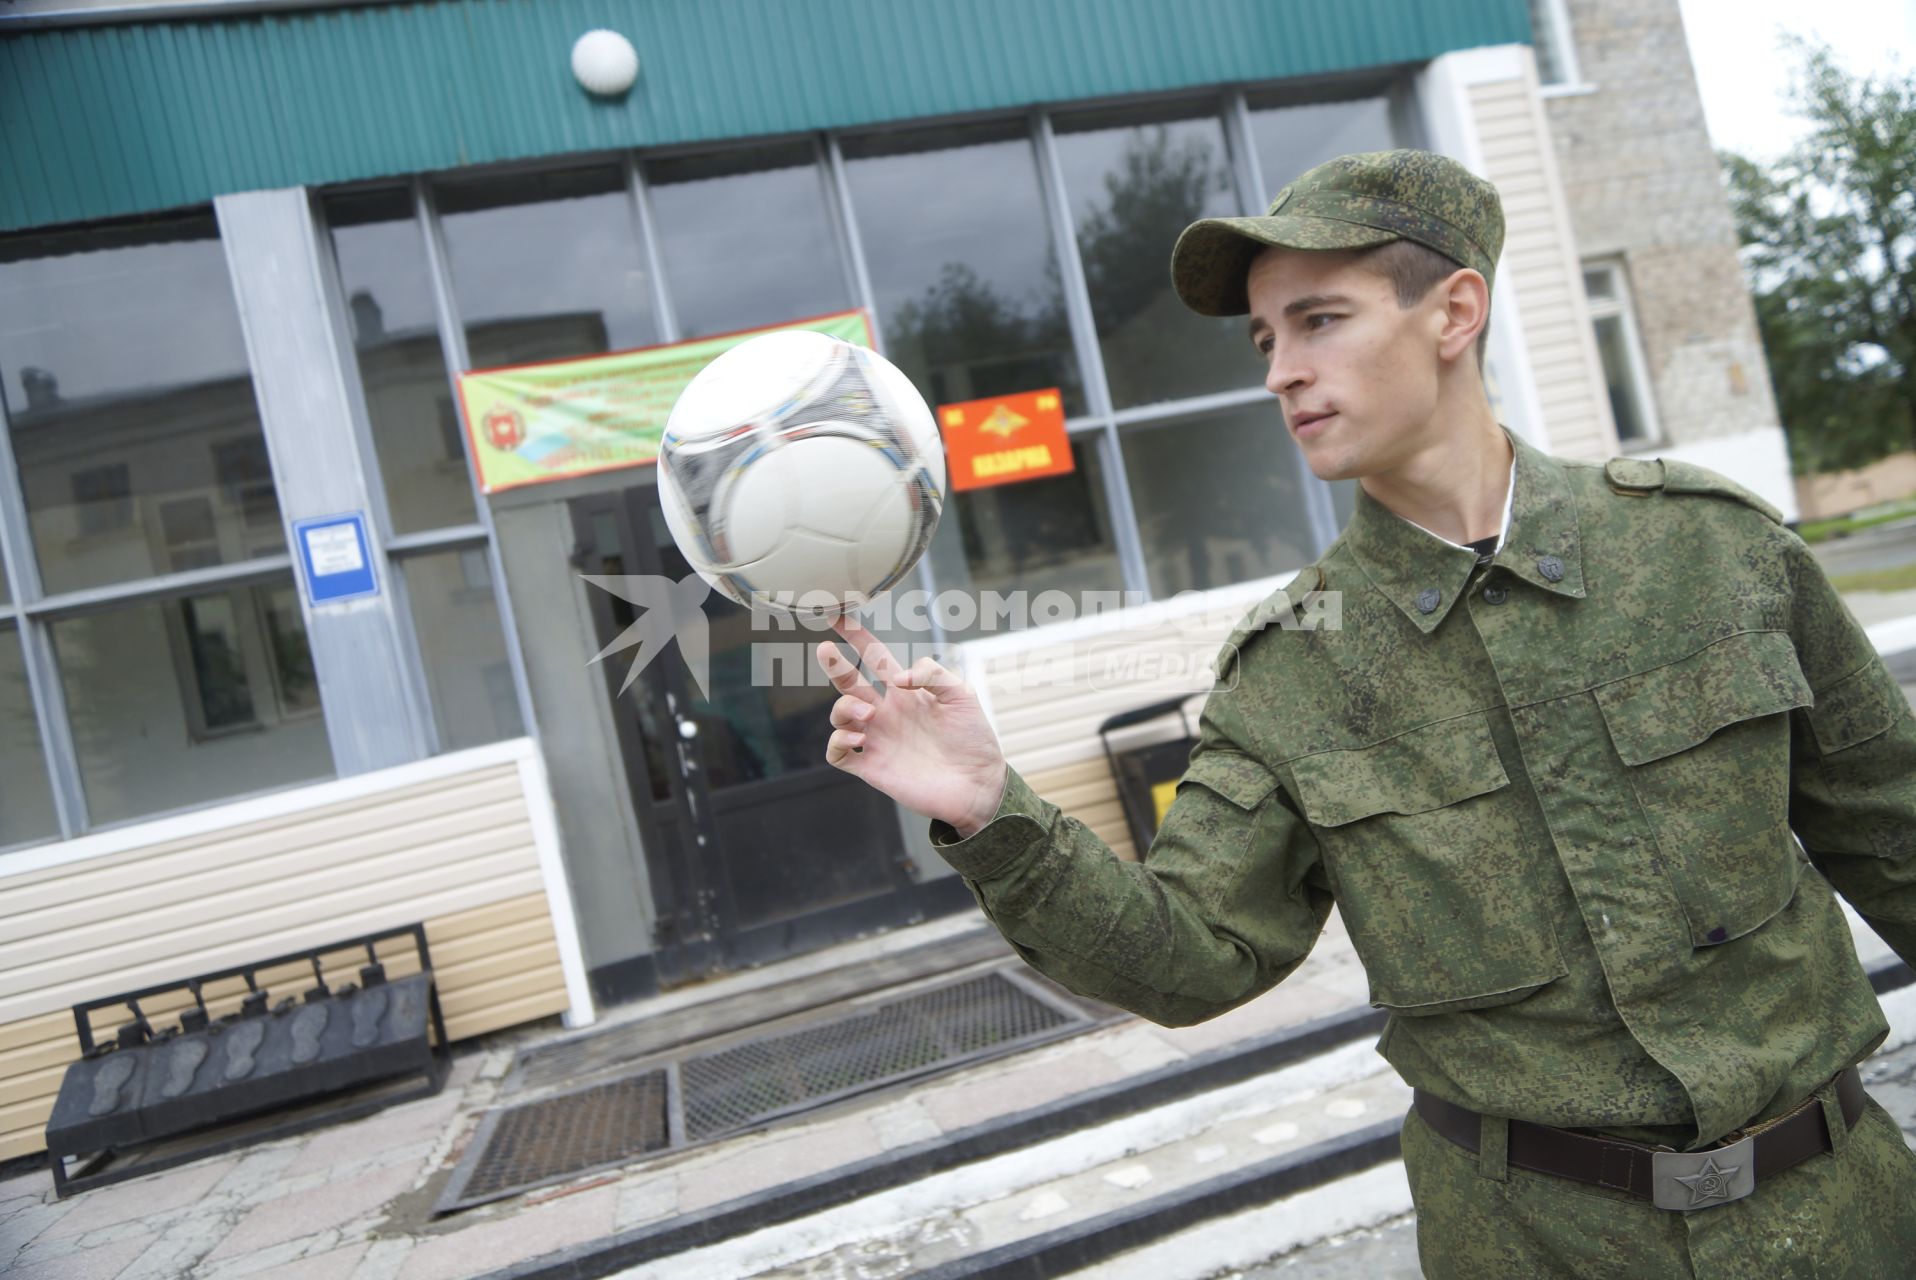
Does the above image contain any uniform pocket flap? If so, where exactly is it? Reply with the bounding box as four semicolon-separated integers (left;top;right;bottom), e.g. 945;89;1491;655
1595;631;1812;766
1808;660;1907;755
1177;752;1279;811
1288;714;1508;828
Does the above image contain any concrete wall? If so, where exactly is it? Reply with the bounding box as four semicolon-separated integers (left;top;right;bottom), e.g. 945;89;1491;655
1796;451;1916;522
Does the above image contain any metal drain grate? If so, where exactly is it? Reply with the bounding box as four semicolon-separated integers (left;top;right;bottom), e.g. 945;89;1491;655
682;969;1074;1140
435;968;1092;1214
437;1070;672;1212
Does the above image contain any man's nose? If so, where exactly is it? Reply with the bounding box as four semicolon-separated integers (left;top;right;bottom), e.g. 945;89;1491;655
1266;348;1310;397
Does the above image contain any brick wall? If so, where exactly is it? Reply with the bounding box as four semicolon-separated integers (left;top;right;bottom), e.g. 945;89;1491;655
1543;0;1784;452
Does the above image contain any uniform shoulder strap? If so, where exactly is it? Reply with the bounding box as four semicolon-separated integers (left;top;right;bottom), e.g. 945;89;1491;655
1602;456;1783;526
1212;564;1325;682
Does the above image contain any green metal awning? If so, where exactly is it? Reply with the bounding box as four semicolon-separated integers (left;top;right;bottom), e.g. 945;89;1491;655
0;0;1532;232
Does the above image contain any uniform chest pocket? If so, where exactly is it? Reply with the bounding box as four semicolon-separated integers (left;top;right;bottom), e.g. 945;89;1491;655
1594;630;1813;948
1288;713;1567;1016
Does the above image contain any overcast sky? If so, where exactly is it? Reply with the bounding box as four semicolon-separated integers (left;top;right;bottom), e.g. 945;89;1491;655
1676;0;1916;161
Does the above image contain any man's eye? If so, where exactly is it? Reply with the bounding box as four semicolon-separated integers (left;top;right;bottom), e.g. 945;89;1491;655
1305;313;1338;331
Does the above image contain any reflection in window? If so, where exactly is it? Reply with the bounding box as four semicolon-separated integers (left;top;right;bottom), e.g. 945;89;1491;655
921;438;1123;641
644;501;836;790
54;580;334;826
1247;91;1397;203
1121;402;1315;595
325;189;478;536
1052;105;1249;409
1527;0;1579;87
0;216;286;595
436;167;659;372
647;145;851;339
0;626;58;847
399;548;524;752
842;123;1085;417
1584;262;1659;445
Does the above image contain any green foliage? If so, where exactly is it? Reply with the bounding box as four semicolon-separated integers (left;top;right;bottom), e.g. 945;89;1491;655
1724;38;1916;476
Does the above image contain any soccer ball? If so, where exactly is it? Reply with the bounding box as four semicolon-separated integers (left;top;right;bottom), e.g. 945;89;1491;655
658;330;946;618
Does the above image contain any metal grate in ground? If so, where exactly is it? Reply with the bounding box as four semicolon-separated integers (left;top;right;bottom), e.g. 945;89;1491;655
436;1070;674;1213
435;967;1094;1214
681;968;1076;1141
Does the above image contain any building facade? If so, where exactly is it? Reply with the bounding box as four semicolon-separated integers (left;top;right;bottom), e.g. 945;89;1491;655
1533;0;1796;513
0;0;1786;1162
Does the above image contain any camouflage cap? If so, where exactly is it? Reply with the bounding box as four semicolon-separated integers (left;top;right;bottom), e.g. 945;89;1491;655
1169;149;1505;317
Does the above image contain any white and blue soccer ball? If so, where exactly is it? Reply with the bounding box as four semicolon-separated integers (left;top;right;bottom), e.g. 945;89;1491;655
658;330;946;618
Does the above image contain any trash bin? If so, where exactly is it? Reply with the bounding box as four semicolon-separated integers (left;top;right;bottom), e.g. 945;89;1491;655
1098;694;1201;855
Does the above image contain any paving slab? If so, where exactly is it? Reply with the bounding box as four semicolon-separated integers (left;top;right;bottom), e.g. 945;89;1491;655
2;1229;157;1280
206;1160;422;1262
396;1183;619;1280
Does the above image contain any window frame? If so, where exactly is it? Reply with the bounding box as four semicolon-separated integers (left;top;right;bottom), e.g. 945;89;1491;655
1529;0;1593;96
1584;258;1663;449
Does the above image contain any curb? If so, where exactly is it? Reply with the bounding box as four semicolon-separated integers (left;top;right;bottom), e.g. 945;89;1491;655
481;957;1916;1280
481;1004;1388;1280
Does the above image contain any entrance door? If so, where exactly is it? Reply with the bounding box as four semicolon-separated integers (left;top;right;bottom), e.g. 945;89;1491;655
571;481;964;985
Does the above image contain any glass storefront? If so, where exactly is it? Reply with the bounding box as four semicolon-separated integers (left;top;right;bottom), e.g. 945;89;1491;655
0;219;284;596
0;75;1403;849
647;143;852;339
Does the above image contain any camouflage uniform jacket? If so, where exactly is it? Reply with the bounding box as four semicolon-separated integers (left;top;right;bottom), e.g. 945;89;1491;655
932;424;1916;1151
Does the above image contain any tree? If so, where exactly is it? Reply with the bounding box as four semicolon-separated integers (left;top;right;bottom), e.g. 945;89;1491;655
1724;39;1916;475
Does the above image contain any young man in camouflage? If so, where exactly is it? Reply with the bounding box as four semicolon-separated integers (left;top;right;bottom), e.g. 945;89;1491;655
814;150;1916;1275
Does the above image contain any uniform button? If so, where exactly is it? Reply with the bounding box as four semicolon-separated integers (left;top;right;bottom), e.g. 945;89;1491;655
1415;588;1441;614
1537;555;1565;582
1483;585;1508;605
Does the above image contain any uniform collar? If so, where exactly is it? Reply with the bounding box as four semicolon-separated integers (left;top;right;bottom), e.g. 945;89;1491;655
1345;424;1586;634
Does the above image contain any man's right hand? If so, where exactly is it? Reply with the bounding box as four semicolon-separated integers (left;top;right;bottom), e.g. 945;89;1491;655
815;614;1008;838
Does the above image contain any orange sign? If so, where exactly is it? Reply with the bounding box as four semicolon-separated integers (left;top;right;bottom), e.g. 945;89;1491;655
937;388;1074;492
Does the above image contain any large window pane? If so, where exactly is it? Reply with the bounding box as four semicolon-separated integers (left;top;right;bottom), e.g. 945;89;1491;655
0;217;286;595
647;144;851;339
1595;314;1653;443
0;626;57;847
325;189;477;536
1052;104;1248;410
1247;91;1397;202
1121;402;1316;595
436;167;659;371
843;123;1085;417
54;579;333;825
922;434;1124;641
399;547;524;751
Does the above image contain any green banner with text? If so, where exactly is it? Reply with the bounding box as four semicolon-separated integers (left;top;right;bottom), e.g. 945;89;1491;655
455;309;874;494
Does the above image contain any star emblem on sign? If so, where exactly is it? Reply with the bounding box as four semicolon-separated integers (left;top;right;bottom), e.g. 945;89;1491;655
1674;1155;1741;1205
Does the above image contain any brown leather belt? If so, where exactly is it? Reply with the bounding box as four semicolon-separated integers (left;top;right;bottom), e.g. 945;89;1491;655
1412;1066;1867;1211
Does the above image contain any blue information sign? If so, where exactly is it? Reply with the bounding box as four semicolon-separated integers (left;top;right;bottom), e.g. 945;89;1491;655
294;513;379;606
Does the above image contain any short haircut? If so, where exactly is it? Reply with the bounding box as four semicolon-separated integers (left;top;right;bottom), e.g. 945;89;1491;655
1352;239;1491;371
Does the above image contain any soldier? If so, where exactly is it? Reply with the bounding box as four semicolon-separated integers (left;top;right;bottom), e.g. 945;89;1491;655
813;150;1916;1275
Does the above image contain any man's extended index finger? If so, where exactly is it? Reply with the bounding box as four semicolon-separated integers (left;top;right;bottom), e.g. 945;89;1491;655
832;613;906;685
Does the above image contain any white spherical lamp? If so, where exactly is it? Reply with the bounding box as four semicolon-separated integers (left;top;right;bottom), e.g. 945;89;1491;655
571;30;639;97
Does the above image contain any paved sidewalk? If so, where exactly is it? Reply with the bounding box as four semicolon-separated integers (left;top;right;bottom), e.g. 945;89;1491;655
0;911;1372;1280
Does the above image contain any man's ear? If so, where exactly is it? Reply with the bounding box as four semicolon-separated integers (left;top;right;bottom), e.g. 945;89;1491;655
1436;269;1490;364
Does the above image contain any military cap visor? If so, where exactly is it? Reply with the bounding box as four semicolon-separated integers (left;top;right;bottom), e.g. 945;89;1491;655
1170;149;1505;318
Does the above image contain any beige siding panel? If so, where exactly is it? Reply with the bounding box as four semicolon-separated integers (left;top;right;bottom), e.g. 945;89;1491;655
3;859;543;1021
0;892;564;1160
1470;75;1616;465
0;768;522;910
980;607;1250;776
1022;762;1139;862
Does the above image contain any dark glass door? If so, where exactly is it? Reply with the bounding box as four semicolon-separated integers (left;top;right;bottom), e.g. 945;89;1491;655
571;480;960;984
